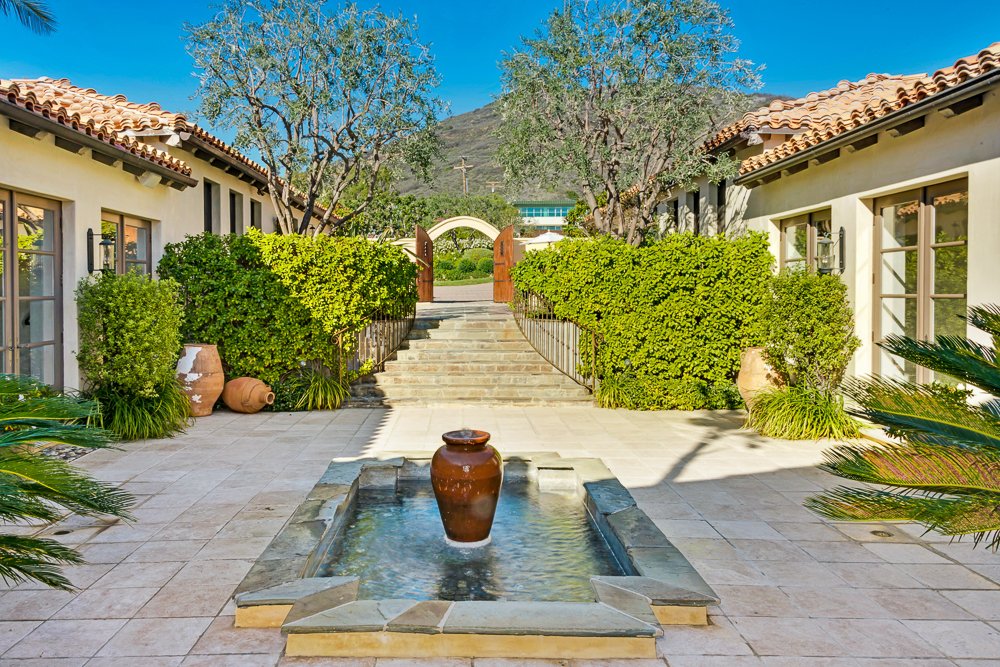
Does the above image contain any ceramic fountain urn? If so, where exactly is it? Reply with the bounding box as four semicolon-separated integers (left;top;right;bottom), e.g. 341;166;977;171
431;429;503;546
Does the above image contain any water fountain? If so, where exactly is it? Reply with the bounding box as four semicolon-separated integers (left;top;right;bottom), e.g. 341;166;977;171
430;429;502;546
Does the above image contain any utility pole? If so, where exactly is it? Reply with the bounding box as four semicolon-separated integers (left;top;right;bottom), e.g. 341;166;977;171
485;180;502;194
453;156;475;195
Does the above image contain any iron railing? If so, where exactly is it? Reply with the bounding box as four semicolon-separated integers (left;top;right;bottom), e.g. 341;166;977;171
342;301;416;375
511;289;599;392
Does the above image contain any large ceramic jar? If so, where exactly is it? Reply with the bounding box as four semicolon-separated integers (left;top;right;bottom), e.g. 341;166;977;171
222;377;275;414
737;346;783;410
430;429;503;545
176;344;225;417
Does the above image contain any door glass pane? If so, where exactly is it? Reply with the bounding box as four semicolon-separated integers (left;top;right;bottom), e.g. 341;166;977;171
124;224;149;272
933;297;967;339
881;199;919;249
933;245;967;296
932;188;969;243
881;250;917;296
18;254;55;297
880;297;918;381
18;300;55;345
783;221;808;267
19;345;55;385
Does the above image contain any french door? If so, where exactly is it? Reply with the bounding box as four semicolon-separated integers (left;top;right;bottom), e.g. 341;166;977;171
874;178;968;383
0;189;63;386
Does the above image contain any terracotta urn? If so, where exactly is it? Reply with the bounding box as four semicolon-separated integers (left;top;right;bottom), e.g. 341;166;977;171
222;377;275;414
431;429;503;546
176;344;225;417
737;346;784;410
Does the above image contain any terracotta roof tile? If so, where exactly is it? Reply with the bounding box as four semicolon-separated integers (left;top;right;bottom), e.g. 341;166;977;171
0;78;192;176
6;77;269;181
732;42;1000;175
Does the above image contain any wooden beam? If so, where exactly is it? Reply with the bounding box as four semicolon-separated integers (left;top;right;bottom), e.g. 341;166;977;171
91;150;118;166
780;162;808;177
54;136;86;155
809;149;840;166
8;118;48;139
886;116;925;138
121;162;143;176
939;94;984;118
761;171;781;184
843;134;878;153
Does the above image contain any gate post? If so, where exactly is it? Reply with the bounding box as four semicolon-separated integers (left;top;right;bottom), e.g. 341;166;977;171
415;225;433;303
493;225;515;303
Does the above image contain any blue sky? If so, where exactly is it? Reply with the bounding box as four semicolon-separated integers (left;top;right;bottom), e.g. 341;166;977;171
1;0;998;124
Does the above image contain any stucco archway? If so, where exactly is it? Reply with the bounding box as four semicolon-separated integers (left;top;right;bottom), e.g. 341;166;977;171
426;215;501;242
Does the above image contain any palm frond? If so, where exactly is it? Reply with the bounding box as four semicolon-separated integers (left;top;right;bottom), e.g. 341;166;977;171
844;377;1000;449
879;334;1000;395
0;479;60;523
967;304;1000;341
0;0;55;34
0;535;81;590
0;424;114;451
807;486;1000;549
0;395;99;424
0;452;134;519
819;441;1000;494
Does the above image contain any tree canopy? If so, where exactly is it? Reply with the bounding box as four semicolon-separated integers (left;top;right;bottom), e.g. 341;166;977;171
496;0;758;245
186;0;443;236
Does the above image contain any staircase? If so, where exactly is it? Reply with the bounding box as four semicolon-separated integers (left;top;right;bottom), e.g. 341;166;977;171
351;303;593;407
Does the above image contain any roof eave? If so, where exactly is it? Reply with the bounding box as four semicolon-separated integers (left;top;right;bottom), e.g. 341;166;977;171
735;70;1000;187
1;99;197;189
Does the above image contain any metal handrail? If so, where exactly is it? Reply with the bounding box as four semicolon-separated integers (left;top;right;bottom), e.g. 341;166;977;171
511;289;599;392
340;300;417;376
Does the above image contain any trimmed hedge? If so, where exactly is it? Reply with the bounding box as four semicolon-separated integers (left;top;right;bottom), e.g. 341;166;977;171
512;234;773;409
158;230;416;407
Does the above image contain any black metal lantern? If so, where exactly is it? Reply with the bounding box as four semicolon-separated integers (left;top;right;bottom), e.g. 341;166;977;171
817;227;845;275
99;234;115;273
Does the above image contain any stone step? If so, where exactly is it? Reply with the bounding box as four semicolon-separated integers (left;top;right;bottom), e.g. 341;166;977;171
374;372;573;387
402;339;534;351
383;396;593;407
382;360;558;373
406;329;525;341
377;385;591;400
413;319;519;331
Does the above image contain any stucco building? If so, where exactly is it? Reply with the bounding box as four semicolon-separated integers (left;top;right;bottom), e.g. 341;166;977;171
0;77;285;389
663;42;1000;381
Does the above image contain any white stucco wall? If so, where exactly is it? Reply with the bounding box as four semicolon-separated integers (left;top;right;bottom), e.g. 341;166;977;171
0;120;280;389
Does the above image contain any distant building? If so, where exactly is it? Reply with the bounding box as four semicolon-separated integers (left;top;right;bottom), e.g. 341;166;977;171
513;200;574;231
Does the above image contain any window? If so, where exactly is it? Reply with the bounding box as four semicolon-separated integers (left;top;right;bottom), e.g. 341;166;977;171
203;179;220;233
716;180;727;229
250;199;262;230
100;211;152;275
670;199;679;227
689;190;700;234
229;190;244;234
779;210;832;270
875;178;968;383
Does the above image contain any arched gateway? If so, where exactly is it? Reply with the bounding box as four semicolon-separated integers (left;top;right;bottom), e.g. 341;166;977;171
394;216;522;303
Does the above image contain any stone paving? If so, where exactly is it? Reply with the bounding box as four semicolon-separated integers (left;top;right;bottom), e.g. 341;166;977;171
3;406;1000;665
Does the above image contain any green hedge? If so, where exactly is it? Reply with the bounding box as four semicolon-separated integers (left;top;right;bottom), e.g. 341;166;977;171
158;230;416;407
512;234;773;409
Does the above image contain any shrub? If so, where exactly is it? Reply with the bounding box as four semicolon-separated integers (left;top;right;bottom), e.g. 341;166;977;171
457;257;477;273
76;272;188;439
477;257;494;273
437;259;455;271
0;374;134;589
158;230;416;408
807;305;1000;549
596;374;743;410
746;386;861;439
762;270;860;391
513;233;773;409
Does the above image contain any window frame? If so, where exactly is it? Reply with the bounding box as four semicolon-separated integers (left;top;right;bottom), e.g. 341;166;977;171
778;209;832;270
100;210;153;275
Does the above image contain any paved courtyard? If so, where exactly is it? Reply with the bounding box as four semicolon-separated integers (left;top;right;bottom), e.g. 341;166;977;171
3;406;1000;665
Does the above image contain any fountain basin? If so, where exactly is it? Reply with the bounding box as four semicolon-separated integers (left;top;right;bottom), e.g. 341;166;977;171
233;452;719;659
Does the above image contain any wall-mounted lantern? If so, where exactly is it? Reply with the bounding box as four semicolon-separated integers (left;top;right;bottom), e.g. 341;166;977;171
817;227;845;275
87;228;116;274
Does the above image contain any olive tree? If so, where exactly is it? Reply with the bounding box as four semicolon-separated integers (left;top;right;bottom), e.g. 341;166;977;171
186;0;442;236
496;0;758;245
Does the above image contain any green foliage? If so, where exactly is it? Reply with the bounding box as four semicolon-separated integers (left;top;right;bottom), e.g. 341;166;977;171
457;258;476;273
807;304;1000;549
293;365;353;411
75;272;188;440
476;257;494;273
496;0;759;243
745;386;862;440
1;0;56;34
437;259;455;271
763;270;860;392
0;374;134;590
186;0;443;235
158;230;416;409
513;234;772;409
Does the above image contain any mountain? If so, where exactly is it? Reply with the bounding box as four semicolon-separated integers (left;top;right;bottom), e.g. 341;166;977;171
393;94;787;201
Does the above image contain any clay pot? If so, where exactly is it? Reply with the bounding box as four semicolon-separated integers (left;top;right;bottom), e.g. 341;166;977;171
176;344;225;417
431;429;503;545
222;377;275;414
737;346;784;410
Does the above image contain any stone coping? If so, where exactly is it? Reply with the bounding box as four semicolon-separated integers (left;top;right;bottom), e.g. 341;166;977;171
233;452;718;655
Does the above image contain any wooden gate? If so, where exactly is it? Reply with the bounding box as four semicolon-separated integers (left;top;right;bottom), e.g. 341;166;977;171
415;224;433;303
493;224;515;303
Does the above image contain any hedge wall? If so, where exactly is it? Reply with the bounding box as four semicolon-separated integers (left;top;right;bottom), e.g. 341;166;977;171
511;233;773;409
158;230;416;407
